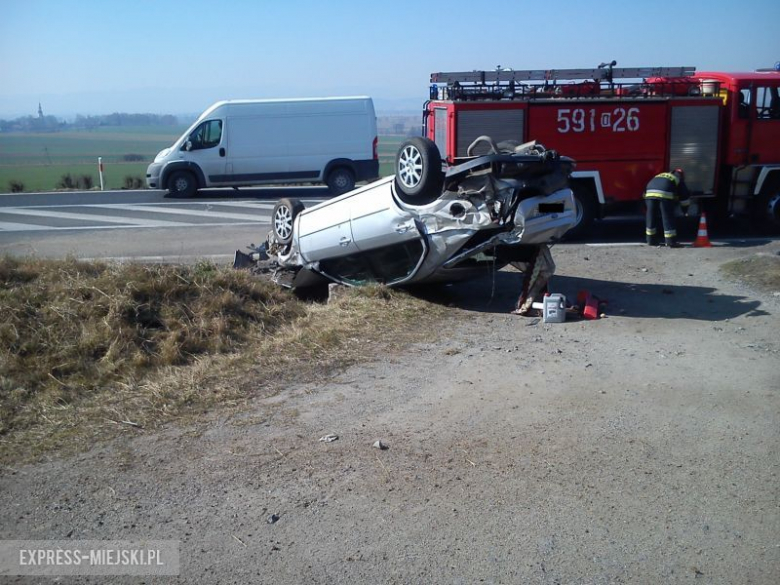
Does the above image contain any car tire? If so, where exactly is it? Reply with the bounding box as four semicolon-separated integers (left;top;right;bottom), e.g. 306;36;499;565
395;137;444;203
565;181;598;239
327;167;355;195
272;198;305;245
167;171;197;197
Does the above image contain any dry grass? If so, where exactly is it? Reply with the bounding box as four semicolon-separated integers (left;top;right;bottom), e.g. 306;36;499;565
720;253;780;292
0;257;444;462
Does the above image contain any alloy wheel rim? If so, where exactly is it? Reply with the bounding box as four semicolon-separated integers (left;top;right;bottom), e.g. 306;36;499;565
274;206;293;240
398;146;423;188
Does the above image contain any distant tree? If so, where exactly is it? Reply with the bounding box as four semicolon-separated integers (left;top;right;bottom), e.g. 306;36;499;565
0;112;179;133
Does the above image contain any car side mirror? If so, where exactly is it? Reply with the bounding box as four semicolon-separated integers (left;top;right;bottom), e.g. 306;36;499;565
185;140;193;152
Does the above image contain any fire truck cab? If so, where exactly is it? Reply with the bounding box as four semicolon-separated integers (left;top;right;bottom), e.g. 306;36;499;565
424;65;780;236
695;70;780;223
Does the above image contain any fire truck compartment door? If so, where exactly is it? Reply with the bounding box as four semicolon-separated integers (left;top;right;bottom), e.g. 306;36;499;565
456;109;525;157
669;105;720;194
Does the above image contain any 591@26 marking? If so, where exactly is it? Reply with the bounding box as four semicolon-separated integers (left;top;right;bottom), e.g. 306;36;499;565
557;107;640;134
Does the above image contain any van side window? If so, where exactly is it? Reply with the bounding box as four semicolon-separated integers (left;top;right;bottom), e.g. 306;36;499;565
756;87;780;120
188;120;223;150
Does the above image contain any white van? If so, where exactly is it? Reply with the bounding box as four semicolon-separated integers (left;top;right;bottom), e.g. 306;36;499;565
146;97;379;196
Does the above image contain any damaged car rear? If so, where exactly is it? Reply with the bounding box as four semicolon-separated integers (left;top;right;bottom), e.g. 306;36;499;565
261;136;577;289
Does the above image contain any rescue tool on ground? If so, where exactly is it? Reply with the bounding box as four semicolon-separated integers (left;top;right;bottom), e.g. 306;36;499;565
424;63;780;236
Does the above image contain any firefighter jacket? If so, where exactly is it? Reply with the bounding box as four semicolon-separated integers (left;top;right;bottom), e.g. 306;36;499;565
644;172;691;207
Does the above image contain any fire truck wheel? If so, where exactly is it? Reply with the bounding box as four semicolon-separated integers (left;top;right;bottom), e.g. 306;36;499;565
767;192;780;230
395;137;444;203
753;177;780;233
565;183;598;239
272;198;305;245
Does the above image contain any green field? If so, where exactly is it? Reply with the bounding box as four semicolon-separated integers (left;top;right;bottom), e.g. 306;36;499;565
0;127;406;193
0;126;187;193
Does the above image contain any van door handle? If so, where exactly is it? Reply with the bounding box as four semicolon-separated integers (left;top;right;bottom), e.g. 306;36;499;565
339;237;351;246
395;222;414;233
219;148;226;157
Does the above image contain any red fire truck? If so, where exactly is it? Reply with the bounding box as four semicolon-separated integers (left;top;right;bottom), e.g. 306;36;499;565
424;64;780;236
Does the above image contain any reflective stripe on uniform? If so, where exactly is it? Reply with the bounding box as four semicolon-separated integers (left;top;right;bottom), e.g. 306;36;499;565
646;228;657;236
645;190;675;200
664;230;677;238
657;172;680;185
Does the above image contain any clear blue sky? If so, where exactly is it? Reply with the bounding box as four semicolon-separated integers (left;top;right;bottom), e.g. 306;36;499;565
1;0;778;117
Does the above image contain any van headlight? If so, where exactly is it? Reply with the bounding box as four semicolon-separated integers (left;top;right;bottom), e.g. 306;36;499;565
154;148;171;163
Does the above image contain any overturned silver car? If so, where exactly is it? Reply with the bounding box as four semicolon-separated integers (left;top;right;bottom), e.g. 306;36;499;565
262;137;577;289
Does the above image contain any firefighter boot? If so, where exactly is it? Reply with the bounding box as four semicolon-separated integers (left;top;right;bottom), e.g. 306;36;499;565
665;238;680;248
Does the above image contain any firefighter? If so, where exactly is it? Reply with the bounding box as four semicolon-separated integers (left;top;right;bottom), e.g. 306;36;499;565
644;168;691;247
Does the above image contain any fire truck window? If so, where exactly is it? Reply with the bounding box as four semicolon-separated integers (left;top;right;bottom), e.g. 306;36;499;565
756;87;780;120
738;89;751;119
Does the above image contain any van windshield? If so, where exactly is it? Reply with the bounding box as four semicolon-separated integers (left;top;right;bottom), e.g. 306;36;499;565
187;120;223;150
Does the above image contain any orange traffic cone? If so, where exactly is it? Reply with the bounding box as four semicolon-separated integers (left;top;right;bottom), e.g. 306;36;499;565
693;212;712;248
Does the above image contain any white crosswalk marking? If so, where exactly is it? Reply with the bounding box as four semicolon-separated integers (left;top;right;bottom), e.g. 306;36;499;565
0;198;330;233
0;202;276;232
206;201;276;210
89;204;270;222
1;207;187;227
0;220;51;231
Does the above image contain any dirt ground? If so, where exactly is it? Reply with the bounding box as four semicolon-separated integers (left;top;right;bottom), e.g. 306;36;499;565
1;239;779;584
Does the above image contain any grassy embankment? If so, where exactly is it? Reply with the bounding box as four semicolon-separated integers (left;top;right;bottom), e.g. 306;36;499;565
0;127;405;193
0;256;442;463
721;253;780;292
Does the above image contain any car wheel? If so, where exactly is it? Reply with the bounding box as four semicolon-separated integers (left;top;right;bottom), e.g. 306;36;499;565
395;137;444;202
327;167;355;195
167;171;197;197
565;182;598;239
272;198;305;245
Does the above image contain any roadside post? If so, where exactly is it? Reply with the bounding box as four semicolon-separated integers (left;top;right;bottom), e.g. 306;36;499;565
98;157;104;191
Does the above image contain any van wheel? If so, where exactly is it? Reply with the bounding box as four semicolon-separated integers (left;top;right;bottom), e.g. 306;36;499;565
395;137;443;203
272;198;305;245
168;171;197;197
327;168;355;195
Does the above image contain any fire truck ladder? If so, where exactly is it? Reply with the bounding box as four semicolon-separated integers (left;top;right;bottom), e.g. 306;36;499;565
430;65;697;100
430;66;696;84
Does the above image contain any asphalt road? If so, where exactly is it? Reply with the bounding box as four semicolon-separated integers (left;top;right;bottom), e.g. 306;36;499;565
0;187;332;261
0;188;775;262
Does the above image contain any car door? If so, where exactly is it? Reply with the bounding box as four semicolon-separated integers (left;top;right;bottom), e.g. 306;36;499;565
349;179;421;251
296;195;358;262
317;179;429;286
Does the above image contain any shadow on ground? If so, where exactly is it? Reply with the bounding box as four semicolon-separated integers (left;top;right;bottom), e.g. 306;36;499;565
412;271;767;321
